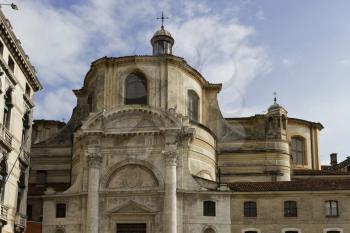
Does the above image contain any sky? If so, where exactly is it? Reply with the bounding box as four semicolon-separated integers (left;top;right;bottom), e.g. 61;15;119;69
2;0;350;164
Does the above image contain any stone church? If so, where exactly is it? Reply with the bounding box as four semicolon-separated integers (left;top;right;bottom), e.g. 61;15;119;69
26;24;350;233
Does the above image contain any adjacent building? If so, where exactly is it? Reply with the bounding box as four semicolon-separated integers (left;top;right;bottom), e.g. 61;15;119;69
27;25;350;233
0;9;42;233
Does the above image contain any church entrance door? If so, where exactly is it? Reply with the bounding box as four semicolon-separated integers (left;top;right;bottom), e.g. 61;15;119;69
116;223;146;233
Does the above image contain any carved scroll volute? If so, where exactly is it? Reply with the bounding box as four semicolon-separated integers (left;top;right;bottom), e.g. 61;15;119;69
162;144;178;166
85;147;102;168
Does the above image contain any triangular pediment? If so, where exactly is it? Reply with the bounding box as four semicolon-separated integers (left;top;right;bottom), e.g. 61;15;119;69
109;200;155;214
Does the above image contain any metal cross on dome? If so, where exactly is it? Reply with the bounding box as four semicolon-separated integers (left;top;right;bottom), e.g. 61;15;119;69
273;92;277;103
157;11;168;29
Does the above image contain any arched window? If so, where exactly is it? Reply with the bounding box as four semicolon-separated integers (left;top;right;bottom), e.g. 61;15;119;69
125;73;147;105
56;228;65;233
323;229;343;233
242;229;261;233
204;228;215;233
282;229;301;233
188;90;199;122
291;136;306;165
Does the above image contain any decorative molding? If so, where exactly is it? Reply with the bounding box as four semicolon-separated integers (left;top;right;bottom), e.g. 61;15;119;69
0;11;42;91
162;144;178;166
101;159;164;189
86;147;102;168
87;154;102;168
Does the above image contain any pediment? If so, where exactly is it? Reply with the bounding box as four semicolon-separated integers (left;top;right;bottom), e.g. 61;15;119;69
79;106;186;134
107;164;158;189
104;111;166;132
109;200;155;214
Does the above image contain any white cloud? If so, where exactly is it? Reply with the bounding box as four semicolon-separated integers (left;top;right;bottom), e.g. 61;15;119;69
282;58;294;66
168;17;270;116
339;59;350;66
34;87;76;120
255;9;265;21
3;0;268;120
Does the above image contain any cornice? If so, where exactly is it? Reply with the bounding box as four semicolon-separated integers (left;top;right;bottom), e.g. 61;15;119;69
0;10;42;91
82;55;222;92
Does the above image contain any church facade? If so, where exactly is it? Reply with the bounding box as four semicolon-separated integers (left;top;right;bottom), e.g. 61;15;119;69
27;26;350;233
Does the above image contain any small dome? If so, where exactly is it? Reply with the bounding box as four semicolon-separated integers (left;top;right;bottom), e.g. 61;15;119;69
151;26;174;55
153;27;173;37
268;102;282;111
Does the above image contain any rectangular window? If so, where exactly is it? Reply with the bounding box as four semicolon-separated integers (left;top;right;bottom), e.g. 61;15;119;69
8;55;15;72
56;203;66;218
284;201;298;217
0;41;3;56
36;170;47;184
325;200;339;217
203;201;216;216
291;137;305;165
27;204;33;221
25;83;31;96
244;201;257;217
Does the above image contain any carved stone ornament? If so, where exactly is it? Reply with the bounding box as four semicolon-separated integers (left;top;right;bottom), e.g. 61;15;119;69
162;144;178;166
87;153;103;168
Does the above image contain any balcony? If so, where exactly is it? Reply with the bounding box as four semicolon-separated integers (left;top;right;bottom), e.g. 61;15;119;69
15;213;26;232
0;202;8;226
0;123;12;151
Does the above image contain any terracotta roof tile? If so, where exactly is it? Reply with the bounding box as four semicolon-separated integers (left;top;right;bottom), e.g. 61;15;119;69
293;169;350;176
229;179;350;192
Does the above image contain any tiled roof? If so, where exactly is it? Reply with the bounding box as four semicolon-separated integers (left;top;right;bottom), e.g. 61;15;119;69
293;169;350;176
229;179;350;192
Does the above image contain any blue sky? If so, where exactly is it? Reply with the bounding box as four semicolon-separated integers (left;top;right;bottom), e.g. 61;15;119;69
3;0;350;164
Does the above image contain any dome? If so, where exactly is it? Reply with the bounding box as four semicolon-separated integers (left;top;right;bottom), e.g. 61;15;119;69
268;102;283;111
151;26;174;55
153;27;173;37
268;96;286;112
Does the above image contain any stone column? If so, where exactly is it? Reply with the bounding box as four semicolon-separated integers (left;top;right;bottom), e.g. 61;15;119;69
163;144;178;233
86;150;102;233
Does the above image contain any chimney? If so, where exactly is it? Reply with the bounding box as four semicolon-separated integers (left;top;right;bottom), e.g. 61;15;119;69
330;153;338;166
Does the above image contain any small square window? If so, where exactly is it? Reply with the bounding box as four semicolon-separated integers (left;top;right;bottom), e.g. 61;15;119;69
56;203;66;218
244;201;257;217
203;201;216;216
284;201;297;217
